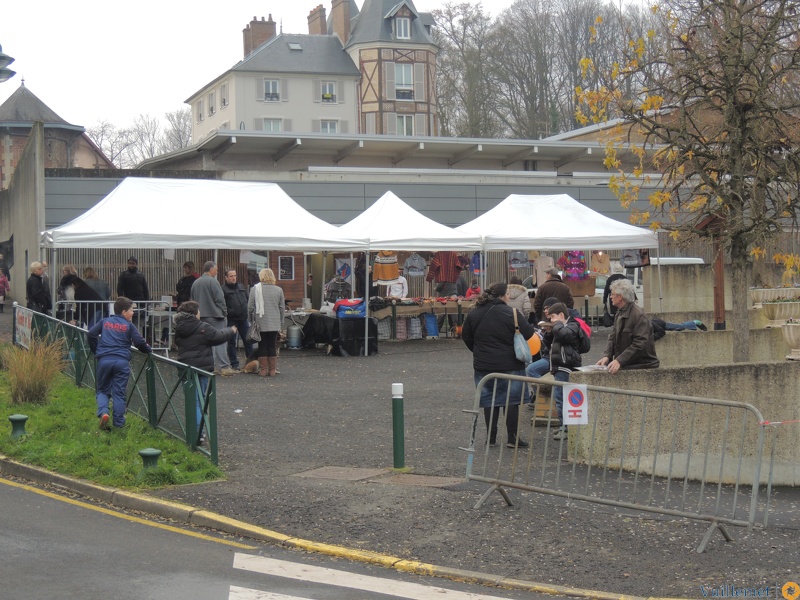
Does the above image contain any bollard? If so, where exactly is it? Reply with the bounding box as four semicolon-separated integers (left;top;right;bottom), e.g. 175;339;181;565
138;448;162;469
9;414;29;439
391;383;405;469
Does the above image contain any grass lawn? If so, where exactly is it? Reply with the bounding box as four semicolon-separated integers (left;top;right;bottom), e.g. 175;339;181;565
0;371;224;489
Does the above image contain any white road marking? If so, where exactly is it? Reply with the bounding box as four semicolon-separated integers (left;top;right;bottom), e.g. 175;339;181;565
233;554;512;599
229;585;304;599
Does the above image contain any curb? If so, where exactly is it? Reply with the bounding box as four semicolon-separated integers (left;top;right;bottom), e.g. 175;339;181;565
0;455;670;600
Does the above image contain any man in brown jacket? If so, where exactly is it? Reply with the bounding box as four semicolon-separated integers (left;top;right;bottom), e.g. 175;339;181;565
533;267;574;322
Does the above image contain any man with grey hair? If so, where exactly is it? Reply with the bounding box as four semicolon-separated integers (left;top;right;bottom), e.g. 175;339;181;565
190;261;236;375
596;278;659;374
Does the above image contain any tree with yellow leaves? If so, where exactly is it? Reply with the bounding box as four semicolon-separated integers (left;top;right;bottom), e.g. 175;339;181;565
577;0;800;362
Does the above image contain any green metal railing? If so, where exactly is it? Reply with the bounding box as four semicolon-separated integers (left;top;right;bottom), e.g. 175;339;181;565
12;305;218;464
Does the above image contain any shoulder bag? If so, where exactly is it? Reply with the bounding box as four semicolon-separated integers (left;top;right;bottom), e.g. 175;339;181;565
513;309;532;364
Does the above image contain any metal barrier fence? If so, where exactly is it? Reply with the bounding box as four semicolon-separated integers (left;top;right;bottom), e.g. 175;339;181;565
463;374;777;553
11;304;218;465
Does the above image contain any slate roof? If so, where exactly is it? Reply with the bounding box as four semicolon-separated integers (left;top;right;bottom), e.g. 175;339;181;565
346;0;435;48
0;83;82;130
233;33;360;77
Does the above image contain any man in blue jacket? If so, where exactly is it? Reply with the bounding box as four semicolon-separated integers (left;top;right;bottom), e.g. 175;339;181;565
88;296;151;430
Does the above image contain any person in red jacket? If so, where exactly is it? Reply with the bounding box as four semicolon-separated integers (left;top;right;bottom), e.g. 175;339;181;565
465;278;481;299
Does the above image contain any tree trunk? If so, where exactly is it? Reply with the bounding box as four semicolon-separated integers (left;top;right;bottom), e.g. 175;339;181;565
730;241;750;363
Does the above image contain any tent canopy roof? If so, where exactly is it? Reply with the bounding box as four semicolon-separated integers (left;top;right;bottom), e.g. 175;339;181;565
41;178;368;251
456;194;659;250
337;191;482;250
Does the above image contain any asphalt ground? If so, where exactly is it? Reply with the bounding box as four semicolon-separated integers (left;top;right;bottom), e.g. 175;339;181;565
2;307;799;598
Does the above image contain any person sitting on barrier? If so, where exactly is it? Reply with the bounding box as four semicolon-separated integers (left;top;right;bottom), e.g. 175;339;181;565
596;278;659;374
526;301;583;440
462;282;535;449
173;300;237;444
88;296;152;430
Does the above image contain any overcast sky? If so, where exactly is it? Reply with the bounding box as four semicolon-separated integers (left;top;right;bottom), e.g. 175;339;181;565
0;0;517;130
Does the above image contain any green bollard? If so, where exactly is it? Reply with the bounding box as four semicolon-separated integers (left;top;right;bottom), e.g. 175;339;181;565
138;448;162;469
9;414;29;439
391;383;405;469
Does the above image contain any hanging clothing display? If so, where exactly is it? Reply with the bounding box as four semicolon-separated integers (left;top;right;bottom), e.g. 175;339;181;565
403;253;427;277
557;250;587;280
470;251;484;275
590;251;610;274
426;251;463;283
373;251;399;285
509;251;528;270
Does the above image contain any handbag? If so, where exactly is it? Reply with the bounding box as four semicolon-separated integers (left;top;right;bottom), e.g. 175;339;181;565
513;309;532;364
600;307;614;328
247;307;261;343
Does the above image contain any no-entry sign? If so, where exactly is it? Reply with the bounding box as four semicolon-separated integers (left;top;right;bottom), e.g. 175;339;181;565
562;384;588;425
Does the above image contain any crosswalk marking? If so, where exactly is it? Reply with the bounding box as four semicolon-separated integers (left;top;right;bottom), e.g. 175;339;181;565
233;554;512;599
229;586;303;600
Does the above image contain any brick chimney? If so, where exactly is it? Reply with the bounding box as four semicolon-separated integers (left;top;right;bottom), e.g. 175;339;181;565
331;0;351;46
307;5;327;35
243;15;277;58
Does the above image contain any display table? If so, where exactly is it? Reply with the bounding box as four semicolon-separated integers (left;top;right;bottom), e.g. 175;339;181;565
371;299;474;339
300;314;378;356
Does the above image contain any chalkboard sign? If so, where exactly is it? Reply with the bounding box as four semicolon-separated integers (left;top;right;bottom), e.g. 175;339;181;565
278;256;294;280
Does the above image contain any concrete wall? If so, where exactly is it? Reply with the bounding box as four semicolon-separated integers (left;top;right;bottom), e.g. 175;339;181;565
571;360;800;485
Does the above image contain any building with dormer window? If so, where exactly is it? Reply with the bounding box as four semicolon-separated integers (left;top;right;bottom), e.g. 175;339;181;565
185;0;438;143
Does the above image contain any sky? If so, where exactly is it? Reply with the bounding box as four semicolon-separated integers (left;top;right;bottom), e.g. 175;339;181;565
0;0;518;130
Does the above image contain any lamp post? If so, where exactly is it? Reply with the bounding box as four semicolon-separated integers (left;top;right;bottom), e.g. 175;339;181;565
0;44;16;84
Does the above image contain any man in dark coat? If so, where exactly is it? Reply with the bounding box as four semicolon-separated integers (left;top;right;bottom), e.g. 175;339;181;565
533;267;574;322
117;256;150;301
222;268;253;370
597;278;659;373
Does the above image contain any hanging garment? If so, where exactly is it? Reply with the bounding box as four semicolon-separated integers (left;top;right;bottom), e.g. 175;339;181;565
509;251;528;270
404;253;427;277
426;251;462;283
373;251;399;285
590;251;611;274
471;251;484;275
557;250;587;281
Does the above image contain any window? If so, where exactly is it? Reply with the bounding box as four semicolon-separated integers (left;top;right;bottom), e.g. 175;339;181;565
196;100;204;123
262;119;281;132
321;81;336;103
220;83;229;108
397;114;413;136
396;17;411;39
208;92;216;116
320;120;337;134
264;79;280;101
395;64;413;100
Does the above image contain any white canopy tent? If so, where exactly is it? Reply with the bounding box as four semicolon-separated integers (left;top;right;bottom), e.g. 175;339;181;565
456;194;659;251
338;191;483;354
457;193;662;309
41;177;368;252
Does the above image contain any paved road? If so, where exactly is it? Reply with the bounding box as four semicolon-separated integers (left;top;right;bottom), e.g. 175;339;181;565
0;476;548;600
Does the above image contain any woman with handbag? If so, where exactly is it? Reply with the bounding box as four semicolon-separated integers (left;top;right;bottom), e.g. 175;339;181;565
248;268;285;377
462;282;535;449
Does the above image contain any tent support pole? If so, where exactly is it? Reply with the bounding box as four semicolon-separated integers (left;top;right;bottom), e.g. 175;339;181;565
364;250;370;357
321;251;328;308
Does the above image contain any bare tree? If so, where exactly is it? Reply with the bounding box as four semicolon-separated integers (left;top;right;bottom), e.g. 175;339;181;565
162;108;192;152
433;3;505;138
86;120;133;168
577;0;800;361
125;114;163;165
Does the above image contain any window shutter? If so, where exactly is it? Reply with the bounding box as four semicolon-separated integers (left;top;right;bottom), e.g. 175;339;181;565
386;112;397;135
338;81;345;103
283;119;291;132
366;113;376;134
256;79;263;101
312;119;321;133
281;79;289;101
340;120;348;134
312;79;321;103
384;61;395;100
253;119;263;131
414;63;425;101
415;113;426;136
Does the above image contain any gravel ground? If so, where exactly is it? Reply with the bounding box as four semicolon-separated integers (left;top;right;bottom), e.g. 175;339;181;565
2;309;798;598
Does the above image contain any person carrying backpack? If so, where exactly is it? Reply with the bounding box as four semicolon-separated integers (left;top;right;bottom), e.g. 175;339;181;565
525;300;585;440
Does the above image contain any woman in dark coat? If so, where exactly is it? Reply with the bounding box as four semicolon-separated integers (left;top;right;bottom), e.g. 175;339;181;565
26;261;52;314
61;273;104;327
462;282;535;449
173;301;236;441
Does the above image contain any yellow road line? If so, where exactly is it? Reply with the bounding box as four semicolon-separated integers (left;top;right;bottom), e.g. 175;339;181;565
0;476;257;550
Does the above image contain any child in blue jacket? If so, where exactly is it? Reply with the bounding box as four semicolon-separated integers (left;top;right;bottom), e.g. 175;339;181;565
88;296;151;429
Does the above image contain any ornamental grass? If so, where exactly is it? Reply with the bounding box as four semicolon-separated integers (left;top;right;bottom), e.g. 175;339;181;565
0;338;66;405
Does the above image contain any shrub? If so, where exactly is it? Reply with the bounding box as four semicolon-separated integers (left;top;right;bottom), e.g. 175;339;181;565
0;337;66;405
